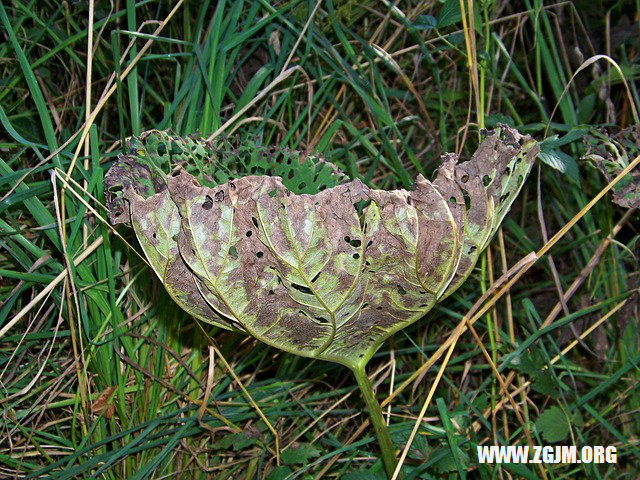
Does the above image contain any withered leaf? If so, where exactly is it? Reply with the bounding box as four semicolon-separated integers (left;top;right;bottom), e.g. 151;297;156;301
91;386;117;419
583;125;640;209
105;126;537;369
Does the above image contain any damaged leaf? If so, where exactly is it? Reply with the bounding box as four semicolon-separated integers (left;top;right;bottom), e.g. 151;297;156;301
105;126;537;369
583;125;640;209
107;129;344;207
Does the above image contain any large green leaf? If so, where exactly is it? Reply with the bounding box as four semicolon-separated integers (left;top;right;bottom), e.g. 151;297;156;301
105;126;537;369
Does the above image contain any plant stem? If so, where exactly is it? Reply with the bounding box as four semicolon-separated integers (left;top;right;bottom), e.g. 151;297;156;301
351;365;398;479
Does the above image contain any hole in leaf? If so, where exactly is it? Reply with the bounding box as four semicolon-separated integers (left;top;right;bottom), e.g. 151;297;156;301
311;272;321;283
353;199;371;218
202;195;213;210
462;189;471;210
252;217;258;228
319;184;326;191
215;190;225;202
504;166;511;175
298;182;307;190
288;170;294;179
156;143;166;156
350;239;361;248
170;141;182;155
353;253;360;259
449;196;456;204
461;174;469;183
229;245;238;259
469;245;477;253
406;196;412;205
344;236;351;243
500;193;509;203
376;306;383;310
483;175;491;186
291;283;313;295
268;289;274;295
152;232;157;239
256;251;264;258
367;240;373;247
396;284;407;295
268;188;277;198
246;231;252;237
518;174;524;186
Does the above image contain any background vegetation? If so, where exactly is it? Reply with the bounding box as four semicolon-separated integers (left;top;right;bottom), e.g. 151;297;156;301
1;0;638;478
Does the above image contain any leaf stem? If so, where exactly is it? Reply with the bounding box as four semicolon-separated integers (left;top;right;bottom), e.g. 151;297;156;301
351;365;398;479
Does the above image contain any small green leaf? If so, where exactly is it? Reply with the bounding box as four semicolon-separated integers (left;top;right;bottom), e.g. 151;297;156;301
509;347;544;376
413;14;437;30
471;393;488;412
281;444;320;465
578;94;596;123
343;469;387;480
536;406;570;442
437;0;462;28
510;347;562;396
432;445;470;473
571;409;584;427
213;432;258;451
538;146;580;183
540;131;585;149
266;466;293;480
531;374;560;397
392;429;430;460
448;33;464;45
485;113;514;127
